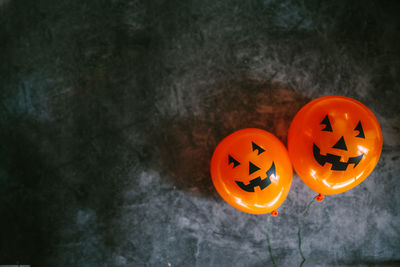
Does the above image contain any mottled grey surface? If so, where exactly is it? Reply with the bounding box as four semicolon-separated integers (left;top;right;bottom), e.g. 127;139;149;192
0;0;399;266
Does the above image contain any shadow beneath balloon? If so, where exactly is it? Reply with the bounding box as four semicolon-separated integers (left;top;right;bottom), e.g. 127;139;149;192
154;77;310;199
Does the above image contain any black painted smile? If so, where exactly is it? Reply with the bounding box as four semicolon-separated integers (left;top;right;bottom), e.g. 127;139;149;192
235;162;275;192
313;143;363;171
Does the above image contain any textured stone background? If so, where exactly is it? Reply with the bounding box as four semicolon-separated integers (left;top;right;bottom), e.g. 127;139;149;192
0;0;399;266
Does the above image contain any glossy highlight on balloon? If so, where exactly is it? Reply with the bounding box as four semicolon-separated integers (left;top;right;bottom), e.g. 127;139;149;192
288;95;382;195
210;128;293;214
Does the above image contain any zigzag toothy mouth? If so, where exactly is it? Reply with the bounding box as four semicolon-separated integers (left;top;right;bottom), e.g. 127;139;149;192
313;143;363;171
235;162;275;192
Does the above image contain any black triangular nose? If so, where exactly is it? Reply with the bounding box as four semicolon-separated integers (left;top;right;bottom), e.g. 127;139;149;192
332;136;347;151
249;161;260;175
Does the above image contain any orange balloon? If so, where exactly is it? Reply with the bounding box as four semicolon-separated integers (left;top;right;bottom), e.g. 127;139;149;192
210;128;293;215
288;96;382;195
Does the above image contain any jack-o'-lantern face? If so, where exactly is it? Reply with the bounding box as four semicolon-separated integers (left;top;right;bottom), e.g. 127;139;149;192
288;96;383;195
312;114;365;171
210;128;292;215
228;142;276;192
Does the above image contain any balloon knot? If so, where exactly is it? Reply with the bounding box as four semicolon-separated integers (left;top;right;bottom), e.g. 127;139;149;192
316;193;324;202
271;210;278;216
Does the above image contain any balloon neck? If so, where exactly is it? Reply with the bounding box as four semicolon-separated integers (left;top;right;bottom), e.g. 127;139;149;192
316;193;324;202
271;210;278;216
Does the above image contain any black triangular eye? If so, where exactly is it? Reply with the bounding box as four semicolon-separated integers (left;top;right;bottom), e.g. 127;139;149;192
228;155;240;168
320;115;333;132
354;121;365;138
252;142;265;155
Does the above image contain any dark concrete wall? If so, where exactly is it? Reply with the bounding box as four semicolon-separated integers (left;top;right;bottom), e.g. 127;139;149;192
0;0;399;266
